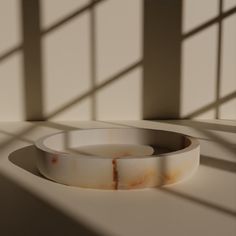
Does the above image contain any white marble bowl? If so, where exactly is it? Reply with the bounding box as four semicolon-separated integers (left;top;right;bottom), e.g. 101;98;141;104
35;128;200;190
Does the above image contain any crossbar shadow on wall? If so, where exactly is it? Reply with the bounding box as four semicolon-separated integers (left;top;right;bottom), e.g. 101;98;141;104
0;0;236;234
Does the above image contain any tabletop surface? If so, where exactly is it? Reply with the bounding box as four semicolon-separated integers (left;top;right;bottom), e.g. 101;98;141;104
0;120;235;236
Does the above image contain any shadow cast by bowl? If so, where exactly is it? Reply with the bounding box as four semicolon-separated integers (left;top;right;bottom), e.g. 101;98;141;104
0;169;104;236
9;145;43;178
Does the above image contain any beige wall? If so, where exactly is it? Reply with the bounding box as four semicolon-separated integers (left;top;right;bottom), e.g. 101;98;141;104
0;0;235;121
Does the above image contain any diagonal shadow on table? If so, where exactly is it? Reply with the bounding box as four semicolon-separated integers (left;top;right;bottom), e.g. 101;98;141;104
201;155;236;173
7;145;106;236
1;171;103;236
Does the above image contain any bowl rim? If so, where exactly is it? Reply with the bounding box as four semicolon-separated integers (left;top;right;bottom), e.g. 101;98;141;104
35;127;200;160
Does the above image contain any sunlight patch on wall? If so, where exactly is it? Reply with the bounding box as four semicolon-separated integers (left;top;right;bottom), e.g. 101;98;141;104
96;0;142;84
0;0;21;54
221;14;236;97
191;109;216;120
220;99;236;119
48;98;92;120
0;53;24;121
96;67;142;120
42;11;91;120
219;13;236;119
223;0;236;11
182;0;219;34
181;26;218;118
40;0;89;30
0;0;23;121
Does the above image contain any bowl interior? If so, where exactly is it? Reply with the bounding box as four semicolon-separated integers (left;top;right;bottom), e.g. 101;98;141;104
40;128;192;158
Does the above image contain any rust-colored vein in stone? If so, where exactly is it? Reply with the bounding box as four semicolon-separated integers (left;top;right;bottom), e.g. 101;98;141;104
51;155;58;164
112;159;118;190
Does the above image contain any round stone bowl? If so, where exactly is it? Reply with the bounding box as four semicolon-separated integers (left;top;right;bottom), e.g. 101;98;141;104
35;128;200;190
